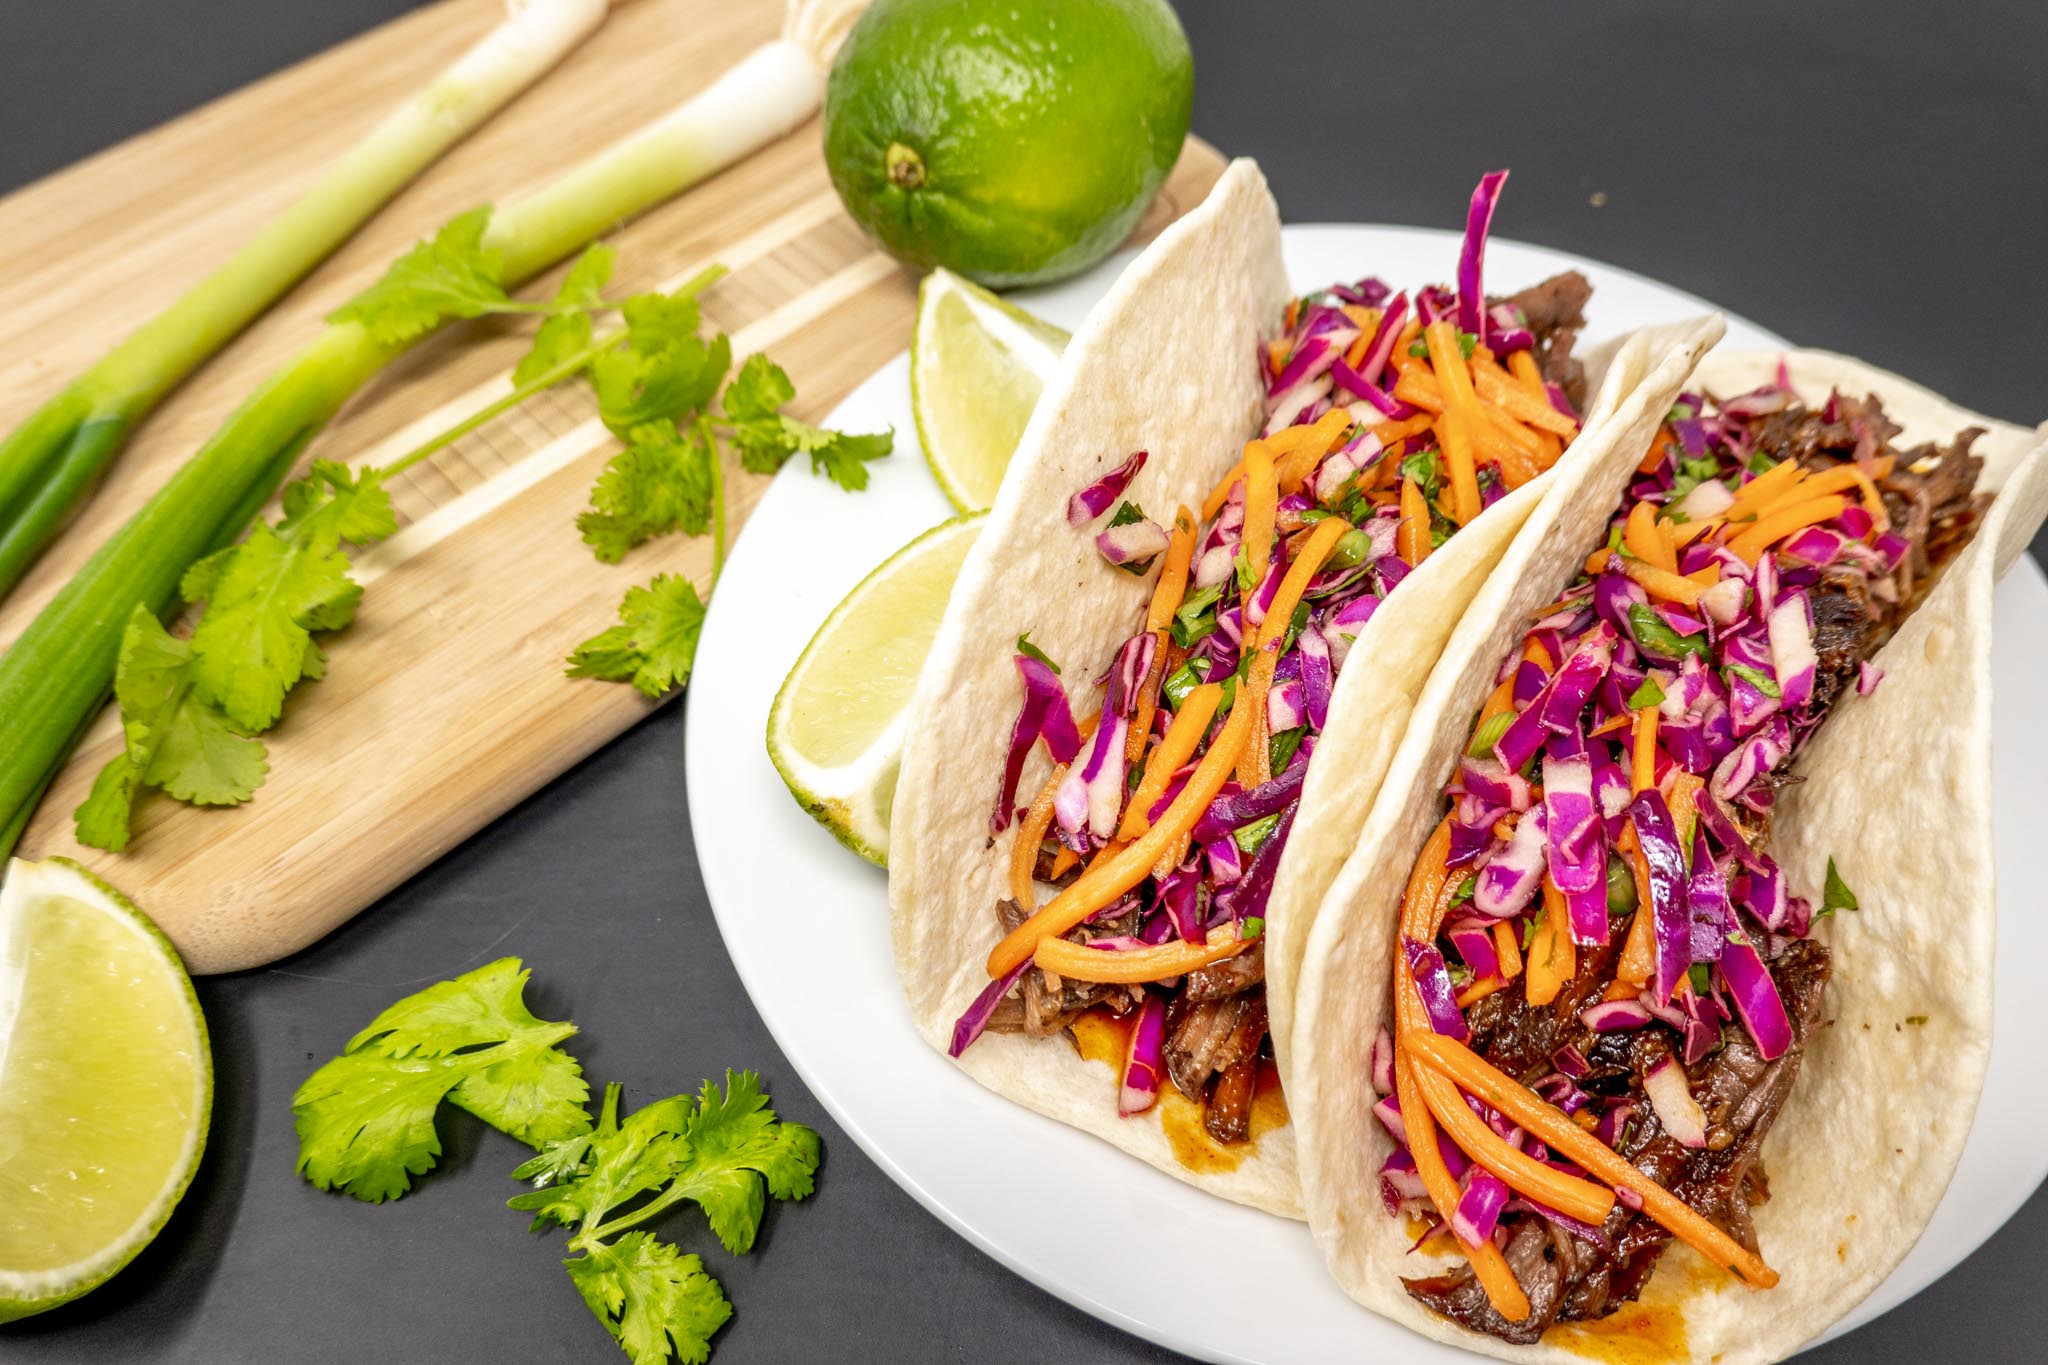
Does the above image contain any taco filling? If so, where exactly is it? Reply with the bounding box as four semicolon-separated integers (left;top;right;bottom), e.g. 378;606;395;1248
1373;371;1989;1340
948;174;1597;1145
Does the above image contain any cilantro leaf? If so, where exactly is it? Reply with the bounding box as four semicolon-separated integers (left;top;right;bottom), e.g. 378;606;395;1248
330;206;510;345
518;312;597;388
590;296;728;436
292;958;588;1202
1015;632;1060;674
578;424;715;562
563;1232;732;1365
1399;448;1444;499
1107;500;1146;529
1820;856;1860;917
182;463;392;731
566;575;706;698
1627;676;1666;710
73;607;268;851
721;353;892;488
554;243;617;310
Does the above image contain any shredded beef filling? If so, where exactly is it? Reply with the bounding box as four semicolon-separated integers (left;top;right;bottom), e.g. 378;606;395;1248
1494;270;1594;412
1402;392;1987;1339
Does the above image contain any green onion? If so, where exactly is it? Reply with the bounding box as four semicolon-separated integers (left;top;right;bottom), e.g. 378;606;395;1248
1467;710;1515;758
1606;855;1637;917
0;1;873;862
1232;812;1282;855
1326;528;1372;569
0;0;610;598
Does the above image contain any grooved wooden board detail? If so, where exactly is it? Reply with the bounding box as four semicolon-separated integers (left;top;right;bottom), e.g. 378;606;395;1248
0;0;1227;972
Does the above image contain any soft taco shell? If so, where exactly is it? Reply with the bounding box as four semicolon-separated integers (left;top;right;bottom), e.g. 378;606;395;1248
1289;347;2048;1360
888;155;1716;1216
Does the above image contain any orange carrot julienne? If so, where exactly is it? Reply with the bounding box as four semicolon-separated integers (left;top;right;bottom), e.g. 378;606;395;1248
1472;359;1579;436
1631;706;1660;793
1523;635;1555;672
1371;413;1435;446
1035;924;1251;984
1439;410;1482;527
1393;369;1444;412
1585;545;1613;575
1617;837;1655;988
989;692;1255;978
1266;339;1288;376
1424;322;1485;524
1456;975;1506;1008
1402;1029;1782;1290
1150;828;1191;881
1507;348;1548;399
1723;457;1803;522
1624;502;1676;571
1525;880;1576;1006
1144;508;1198;632
1242;444;1279;586
1620;556;1706;608
1237;651;1276;788
1725;494;1847;563
1637;427;1676;475
1201;457;1247;521
1394;1053;1534;1321
1402;817;1456;939
1408;1053;1615;1224
1049;845;1079;878
1493;919;1523;980
1123;629;1170;766
1785;456;1893;505
1398;477;1431;565
1010;764;1068;906
1117;682;1221;840
1589;713;1632;740
1477;675;1518;726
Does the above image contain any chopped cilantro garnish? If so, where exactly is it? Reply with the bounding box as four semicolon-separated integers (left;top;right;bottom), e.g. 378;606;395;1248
1016;632;1060;674
1820;856;1860;917
1627;676;1666;710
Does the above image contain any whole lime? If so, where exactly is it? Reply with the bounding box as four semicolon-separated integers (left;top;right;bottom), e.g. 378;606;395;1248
823;0;1195;288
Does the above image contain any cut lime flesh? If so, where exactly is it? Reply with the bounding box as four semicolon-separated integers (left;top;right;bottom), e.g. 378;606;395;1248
912;268;1067;513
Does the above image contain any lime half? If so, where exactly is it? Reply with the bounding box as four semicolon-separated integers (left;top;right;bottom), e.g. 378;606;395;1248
0;858;210;1323
769;513;986;863
912;268;1067;513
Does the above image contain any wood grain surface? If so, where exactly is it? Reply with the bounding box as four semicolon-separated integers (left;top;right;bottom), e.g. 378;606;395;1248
0;0;1226;972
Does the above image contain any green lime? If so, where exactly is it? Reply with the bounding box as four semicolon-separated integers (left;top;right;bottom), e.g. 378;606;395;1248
912;268;1068;512
0;858;210;1323
769;513;986;863
823;0;1194;287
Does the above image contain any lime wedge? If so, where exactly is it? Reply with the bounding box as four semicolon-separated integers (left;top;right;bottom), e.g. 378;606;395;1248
0;858;210;1323
769;513;986;864
912;268;1068;512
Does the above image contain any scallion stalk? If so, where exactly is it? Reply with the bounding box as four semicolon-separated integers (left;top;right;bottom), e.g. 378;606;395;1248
0;0;872;862
0;0;611;597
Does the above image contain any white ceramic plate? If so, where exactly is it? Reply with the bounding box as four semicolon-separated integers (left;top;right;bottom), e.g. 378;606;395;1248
687;225;2048;1362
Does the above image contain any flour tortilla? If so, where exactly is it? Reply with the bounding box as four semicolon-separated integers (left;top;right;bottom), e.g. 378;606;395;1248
888;155;1714;1216
1291;348;2048;1359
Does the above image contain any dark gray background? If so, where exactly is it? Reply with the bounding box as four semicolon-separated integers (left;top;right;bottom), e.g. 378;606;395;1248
4;2;2043;1362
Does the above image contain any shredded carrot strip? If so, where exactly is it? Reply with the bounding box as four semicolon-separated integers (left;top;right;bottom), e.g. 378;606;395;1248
1397;477;1431;565
1851;470;1889;536
1145;507;1198;632
1723;458;1804;522
1049;845;1079;879
1242;444;1279;587
1124;629;1169;765
1620;556;1706;608
1371;413;1435;446
1274;409;1353;495
1725;494;1847;563
1631;707;1660;793
1784;456;1893;505
1340;303;1379;333
1589;713;1632;740
1472;358;1580;437
1237;651;1275;788
1036;925;1250;984
1151;829;1191;881
1403;1030;1782;1290
1685;563;1722;585
1403;818;1456;935
1009;765;1069;906
1585;545;1613;575
1602;978;1639;1003
1525;880;1576;1006
1456;975;1506;1007
1637;426;1676;475
1523;635;1555;672
1616;837;1655;987
1424;323;1485;524
1394;1054;1533;1321
989;692;1254;977
1393;369;1444;412
1624;502;1676;571
1116;684;1222;841
1201;458;1247;522
1493;920;1524;979
1668;769;1704;849
1477;675;1518;725
1507;348;1548;398
1284;298;1300;331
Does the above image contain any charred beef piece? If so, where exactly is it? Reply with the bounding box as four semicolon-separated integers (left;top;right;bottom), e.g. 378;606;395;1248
1493;271;1593;412
982;898;1135;1037
1404;940;1832;1338
1164;995;1251;1100
1806;564;1883;715
1462;935;1622;1084
1185;941;1265;1002
1203;999;1270;1143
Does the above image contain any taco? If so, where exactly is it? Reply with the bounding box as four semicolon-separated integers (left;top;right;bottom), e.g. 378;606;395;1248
886;157;1718;1215
1290;347;2048;1356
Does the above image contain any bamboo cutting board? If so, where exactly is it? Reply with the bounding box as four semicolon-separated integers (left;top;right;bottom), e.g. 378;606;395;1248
0;0;1226;972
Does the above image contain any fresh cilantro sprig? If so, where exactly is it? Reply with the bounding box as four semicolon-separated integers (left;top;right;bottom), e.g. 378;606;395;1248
77;207;888;850
292;961;820;1364
291;958;591;1203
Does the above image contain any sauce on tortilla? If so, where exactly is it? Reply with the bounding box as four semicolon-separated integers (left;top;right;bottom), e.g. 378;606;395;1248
1070;1006;1288;1174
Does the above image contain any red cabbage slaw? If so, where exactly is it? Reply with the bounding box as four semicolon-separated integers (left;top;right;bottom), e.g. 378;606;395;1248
1368;368;1977;1313
953;175;1595;1140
